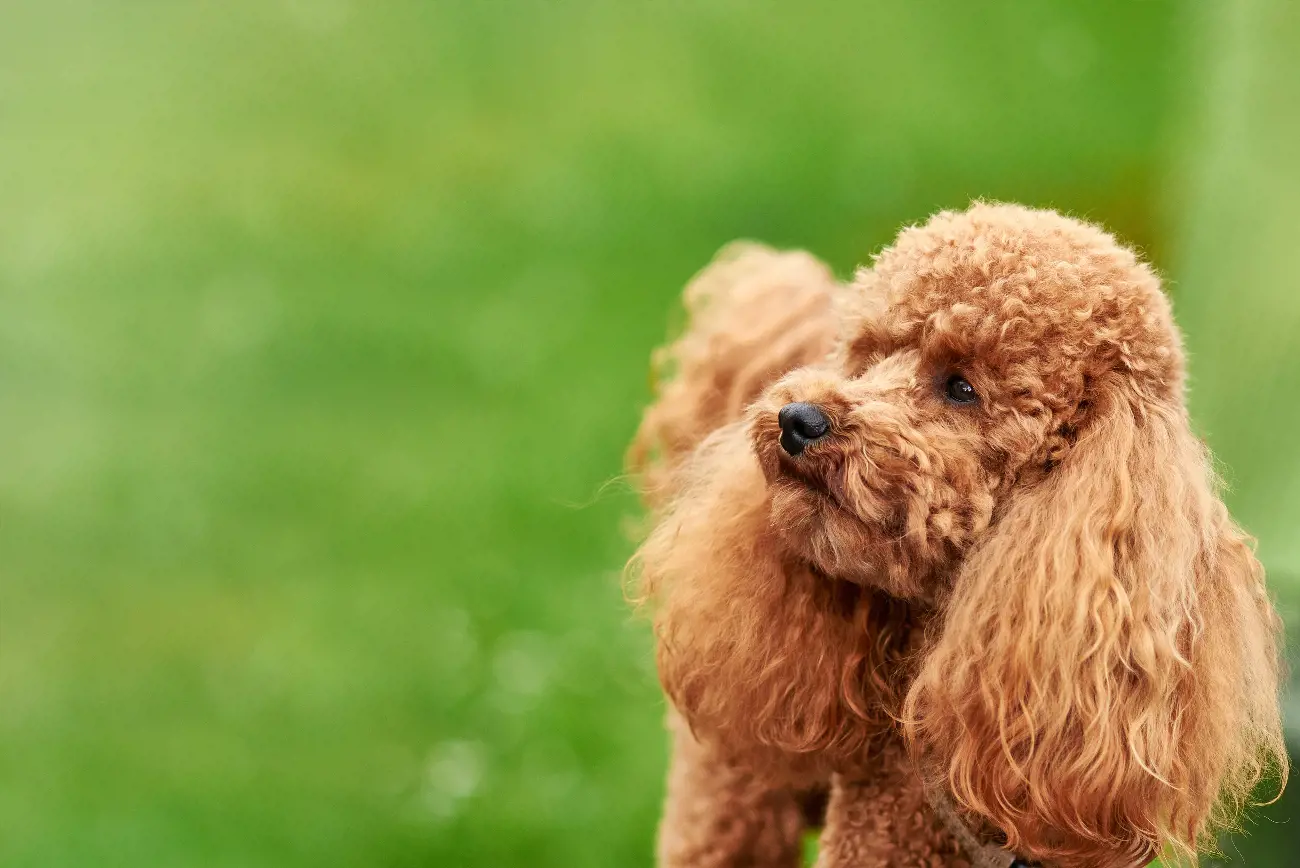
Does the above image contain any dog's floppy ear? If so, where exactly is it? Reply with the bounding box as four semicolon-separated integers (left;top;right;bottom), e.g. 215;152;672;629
903;376;1287;867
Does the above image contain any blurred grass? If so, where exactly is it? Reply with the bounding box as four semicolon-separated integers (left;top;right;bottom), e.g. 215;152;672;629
1168;2;1300;860
0;2;1295;866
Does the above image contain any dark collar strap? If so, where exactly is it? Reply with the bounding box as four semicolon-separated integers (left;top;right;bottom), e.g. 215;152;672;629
926;788;1037;868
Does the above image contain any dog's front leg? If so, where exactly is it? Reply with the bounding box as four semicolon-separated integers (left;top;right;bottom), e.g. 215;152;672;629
814;745;966;868
657;713;805;868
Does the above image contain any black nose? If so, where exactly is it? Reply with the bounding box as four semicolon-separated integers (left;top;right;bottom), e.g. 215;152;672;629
777;402;829;456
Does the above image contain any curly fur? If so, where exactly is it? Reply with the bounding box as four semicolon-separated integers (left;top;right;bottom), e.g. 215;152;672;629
628;204;1286;868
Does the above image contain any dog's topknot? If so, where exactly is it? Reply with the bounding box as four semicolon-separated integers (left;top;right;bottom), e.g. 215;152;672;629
855;202;1182;401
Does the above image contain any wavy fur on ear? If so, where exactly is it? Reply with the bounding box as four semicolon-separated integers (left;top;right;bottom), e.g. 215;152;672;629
903;378;1287;867
627;243;838;506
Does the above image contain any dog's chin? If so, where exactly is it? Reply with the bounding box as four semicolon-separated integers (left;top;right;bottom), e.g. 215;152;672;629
766;476;915;597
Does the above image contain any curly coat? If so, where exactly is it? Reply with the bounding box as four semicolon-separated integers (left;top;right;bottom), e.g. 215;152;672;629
628;203;1286;868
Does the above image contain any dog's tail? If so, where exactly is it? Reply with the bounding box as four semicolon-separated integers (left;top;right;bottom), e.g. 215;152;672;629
628;242;839;506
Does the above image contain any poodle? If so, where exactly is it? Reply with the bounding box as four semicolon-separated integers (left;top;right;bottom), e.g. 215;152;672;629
626;203;1286;868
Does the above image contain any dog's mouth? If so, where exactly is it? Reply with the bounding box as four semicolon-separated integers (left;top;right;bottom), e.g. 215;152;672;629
767;468;878;573
753;410;914;582
773;449;896;533
763;444;933;599
777;455;846;509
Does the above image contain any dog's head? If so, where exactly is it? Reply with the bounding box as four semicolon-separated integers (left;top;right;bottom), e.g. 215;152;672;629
750;203;1182;601
634;204;1286;867
751;204;1284;865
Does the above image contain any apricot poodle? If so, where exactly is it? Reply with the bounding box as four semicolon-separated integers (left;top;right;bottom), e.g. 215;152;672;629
626;203;1286;868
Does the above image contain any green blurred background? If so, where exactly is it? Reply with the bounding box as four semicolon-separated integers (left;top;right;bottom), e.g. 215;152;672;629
0;1;1296;866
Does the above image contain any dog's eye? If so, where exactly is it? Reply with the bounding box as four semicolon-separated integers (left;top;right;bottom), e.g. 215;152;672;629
944;374;978;405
